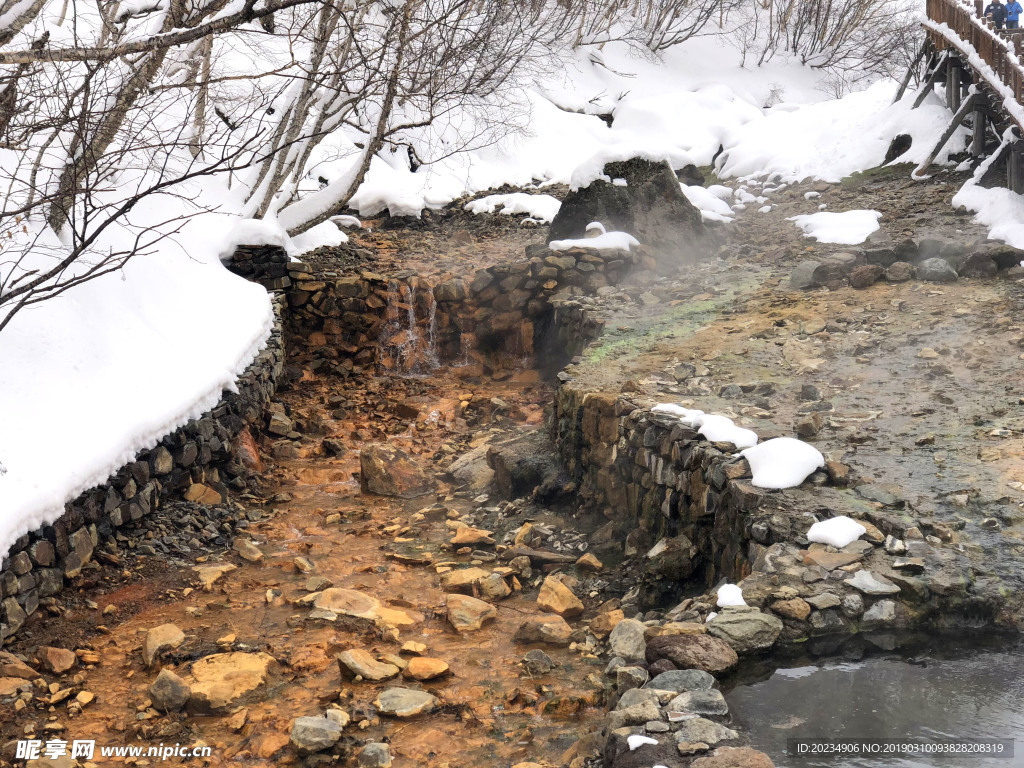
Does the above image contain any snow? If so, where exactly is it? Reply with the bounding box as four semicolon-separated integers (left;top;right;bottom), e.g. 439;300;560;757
0;230;273;561
627;735;659;751
569;145;695;191
717;583;747;607
289;221;349;254
464;193;561;223
788;210;882;245
681;184;734;223
952;133;1024;249
651;404;705;426
705;611;718;623
549;231;639;252
697;414;758;450
807;516;867;548
740;438;825;489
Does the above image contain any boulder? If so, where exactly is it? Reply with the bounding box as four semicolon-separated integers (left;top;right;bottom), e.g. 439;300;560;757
359;443;434;497
187;652;275;713
404;657;450;680
547;157;704;255
848;264;884;289
39;647;77;674
645;634;738;674
150;669;191;712
884;261;914;282
143;624;185;667
647;669;715;693
915;257;957;282
0;651;37;679
705;609;783;654
959;251;998;278
667;689;729;716
609;618;647;661
884;134;912;163
514;615;572;646
790;260;822;290
337;649;400;681
439;567;491;594
486;430;563;500
374;687;437;717
771;598;811;621
313;587;422;628
522;648;555;674
446;594;497;632
675;717;738;746
290;716;343;755
537;574;584;618
359;743;393;768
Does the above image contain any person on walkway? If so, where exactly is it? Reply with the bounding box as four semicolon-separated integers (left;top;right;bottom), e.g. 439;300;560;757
1007;0;1022;28
985;0;1008;29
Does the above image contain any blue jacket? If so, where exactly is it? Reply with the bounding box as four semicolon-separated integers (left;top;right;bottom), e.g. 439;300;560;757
1007;1;1022;20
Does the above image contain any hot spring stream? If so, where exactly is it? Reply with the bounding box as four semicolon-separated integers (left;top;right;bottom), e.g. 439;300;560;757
724;635;1024;767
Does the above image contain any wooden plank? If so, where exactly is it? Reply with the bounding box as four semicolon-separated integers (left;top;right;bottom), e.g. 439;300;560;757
912;51;950;109
893;44;929;104
913;92;978;177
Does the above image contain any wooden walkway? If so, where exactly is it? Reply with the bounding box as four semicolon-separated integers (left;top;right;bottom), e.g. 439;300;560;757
903;0;1024;187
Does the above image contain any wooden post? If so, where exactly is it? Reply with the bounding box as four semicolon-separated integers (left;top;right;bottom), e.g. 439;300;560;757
947;63;963;110
1010;139;1024;193
893;43;929;104
913;52;950;108
973;106;987;155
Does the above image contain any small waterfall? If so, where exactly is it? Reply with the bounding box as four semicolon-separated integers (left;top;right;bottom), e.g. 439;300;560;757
423;285;439;369
379;277;440;373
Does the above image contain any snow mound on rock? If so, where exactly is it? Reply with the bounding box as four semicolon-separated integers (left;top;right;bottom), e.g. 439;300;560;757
740;437;824;489
807;516;866;548
717;583;747;607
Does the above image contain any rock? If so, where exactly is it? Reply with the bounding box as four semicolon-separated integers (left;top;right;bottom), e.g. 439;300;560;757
439;567;490;594
848;264;884;289
187;652;275;713
537;574;584;618
608;700;662;729
194;564;236;591
374;687;437;717
486;430;563;499
290;716;342;755
590;609;624;638
795;412;824;438
609;619;647;661
447;444;494;493
404;657;449;680
337;650;400;681
771;598;810;621
313;588;422;628
39;647;77;674
916;257;957;282
645;634;739;674
790;260;823;290
522;649;555;675
577;552;603;571
143;624;185;667
884;134;912;163
647;669;715;692
676;718;738;746
667;689;729;716
884;261;914;282
446;594;497;632
805;593;841;610
150;668;191;712
359;443;434;497
960;251;998;278
616;666;649;690
359;742;393;768
0;677;28;696
477;573;512;600
692;746;776;768
0;651;37;679
705;610;783;654
841;593;864;618
862;599;896;625
845;570;900;595
451;527;495;546
547;156;704;253
514;615;572;646
233;539;265;562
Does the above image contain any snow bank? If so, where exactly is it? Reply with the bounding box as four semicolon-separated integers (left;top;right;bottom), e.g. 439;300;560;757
569;144;695;190
788;210;882;245
807;516;867;548
717;583;747;607
652;404;705;426
549;231;639;252
952;135;1024;249
682;184;734;223
717;81;967;184
740;437;825;489
464;193;561;223
0;214;273;561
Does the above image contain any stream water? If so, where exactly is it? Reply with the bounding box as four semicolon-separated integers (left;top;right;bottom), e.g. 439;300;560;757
724;635;1024;768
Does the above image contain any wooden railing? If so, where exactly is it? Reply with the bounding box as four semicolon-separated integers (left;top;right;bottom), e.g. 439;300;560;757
926;0;1024;107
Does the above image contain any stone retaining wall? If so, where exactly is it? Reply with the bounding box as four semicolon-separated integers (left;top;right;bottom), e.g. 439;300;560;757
280;244;645;374
0;297;286;644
